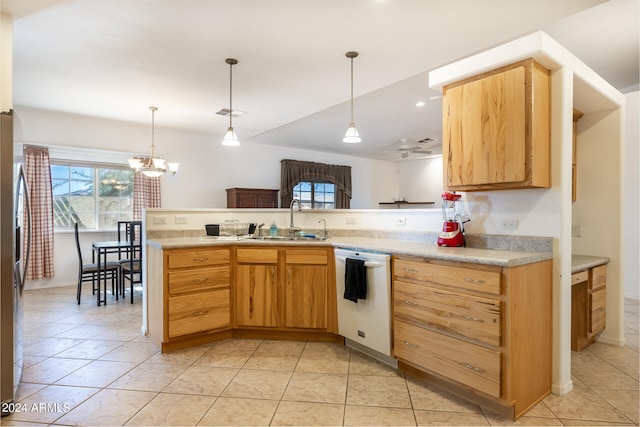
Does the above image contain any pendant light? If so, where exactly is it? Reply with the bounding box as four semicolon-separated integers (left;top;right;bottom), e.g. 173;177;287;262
221;58;240;146
128;106;179;177
343;51;361;143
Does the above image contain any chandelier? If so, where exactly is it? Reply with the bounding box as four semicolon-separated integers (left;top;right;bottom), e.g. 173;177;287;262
128;106;179;177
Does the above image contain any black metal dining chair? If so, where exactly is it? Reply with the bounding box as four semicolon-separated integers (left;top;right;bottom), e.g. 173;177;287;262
74;222;120;305
118;221;142;303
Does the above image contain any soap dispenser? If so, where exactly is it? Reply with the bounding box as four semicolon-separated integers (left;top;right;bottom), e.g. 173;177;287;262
269;221;278;237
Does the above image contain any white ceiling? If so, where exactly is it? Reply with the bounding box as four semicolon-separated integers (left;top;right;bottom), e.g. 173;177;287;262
4;0;639;161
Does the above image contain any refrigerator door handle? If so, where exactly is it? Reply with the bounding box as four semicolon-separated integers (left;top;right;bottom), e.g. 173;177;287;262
14;165;31;296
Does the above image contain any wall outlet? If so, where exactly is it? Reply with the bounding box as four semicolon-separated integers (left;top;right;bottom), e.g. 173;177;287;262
500;218;518;230
395;217;406;226
153;216;167;225
572;224;583;237
175;216;188;225
345;216;356;225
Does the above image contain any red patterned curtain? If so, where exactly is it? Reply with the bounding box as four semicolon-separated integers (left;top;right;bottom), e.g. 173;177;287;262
24;145;55;280
133;171;161;221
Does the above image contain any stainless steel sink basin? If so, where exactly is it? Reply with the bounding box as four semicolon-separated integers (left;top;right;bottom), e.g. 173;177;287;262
249;235;329;242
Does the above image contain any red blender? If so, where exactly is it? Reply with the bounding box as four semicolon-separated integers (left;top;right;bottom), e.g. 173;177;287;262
437;191;470;247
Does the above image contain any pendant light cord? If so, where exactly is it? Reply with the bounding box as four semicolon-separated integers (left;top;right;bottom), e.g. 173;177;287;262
229;61;233;129
350;56;354;123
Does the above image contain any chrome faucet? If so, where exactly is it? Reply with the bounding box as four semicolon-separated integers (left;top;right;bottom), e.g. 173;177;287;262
318;218;328;238
289;198;301;236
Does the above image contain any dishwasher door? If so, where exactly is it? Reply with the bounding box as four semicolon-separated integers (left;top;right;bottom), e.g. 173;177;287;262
335;248;394;364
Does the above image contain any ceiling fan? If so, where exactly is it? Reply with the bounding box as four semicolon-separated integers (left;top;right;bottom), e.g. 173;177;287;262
396;137;435;158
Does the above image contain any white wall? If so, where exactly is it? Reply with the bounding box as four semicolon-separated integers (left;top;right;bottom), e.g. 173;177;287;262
622;91;639;299
396;156;444;207
13;107;404;289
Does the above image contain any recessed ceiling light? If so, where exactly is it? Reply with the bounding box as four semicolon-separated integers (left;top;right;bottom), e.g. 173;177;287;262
415;101;426;107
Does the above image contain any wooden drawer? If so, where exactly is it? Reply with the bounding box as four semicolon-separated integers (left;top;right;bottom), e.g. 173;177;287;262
394;280;501;347
168;249;230;269
589;287;606;335
168;266;230;295
590;264;606;290
394;320;501;398
571;270;589;286
394;259;501;295
168;288;230;338
237;248;278;264
285;249;328;265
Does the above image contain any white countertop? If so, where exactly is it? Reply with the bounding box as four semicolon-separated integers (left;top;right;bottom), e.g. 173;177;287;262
147;235;552;267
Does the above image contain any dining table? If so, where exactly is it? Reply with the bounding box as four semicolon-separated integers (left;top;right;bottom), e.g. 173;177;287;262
92;239;141;306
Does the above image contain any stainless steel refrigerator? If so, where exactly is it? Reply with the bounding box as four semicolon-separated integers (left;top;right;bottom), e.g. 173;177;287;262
1;110;31;416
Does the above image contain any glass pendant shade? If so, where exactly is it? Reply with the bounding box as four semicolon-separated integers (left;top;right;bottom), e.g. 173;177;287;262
221;126;239;146
343;123;361;143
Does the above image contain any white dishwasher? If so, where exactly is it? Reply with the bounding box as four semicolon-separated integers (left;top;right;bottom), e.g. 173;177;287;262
335;248;396;367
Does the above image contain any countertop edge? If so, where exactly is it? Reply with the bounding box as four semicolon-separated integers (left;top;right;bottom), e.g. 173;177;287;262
147;236;553;267
571;254;610;273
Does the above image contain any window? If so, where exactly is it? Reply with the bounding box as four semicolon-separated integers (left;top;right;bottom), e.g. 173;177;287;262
292;181;335;209
52;163;133;230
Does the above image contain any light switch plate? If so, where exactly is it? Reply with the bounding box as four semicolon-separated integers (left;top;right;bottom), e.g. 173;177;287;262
175;216;188;224
153;216;167;225
500;219;518;230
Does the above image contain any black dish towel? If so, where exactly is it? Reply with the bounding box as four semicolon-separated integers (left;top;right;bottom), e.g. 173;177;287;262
344;258;367;303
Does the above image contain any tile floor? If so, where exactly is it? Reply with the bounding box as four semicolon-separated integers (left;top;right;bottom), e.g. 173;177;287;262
3;284;639;426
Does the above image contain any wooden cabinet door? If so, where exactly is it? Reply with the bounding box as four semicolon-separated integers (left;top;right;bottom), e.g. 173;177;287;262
236;264;278;327
285;265;327;329
444;65;526;187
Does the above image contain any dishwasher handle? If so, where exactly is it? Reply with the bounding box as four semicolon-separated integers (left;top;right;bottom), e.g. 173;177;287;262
335;255;384;268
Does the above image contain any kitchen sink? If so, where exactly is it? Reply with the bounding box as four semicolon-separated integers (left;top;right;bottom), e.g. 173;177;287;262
248;235;330;242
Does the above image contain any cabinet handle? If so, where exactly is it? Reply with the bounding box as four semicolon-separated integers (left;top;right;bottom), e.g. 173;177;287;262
463;363;485;373
463;277;486;284
402;268;420;274
463;314;485;323
192;277;209;283
193;310;208;317
192;257;209;263
403;340;420;350
402;300;420;306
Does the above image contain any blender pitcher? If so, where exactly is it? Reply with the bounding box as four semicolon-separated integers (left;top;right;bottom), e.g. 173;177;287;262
437;192;470;247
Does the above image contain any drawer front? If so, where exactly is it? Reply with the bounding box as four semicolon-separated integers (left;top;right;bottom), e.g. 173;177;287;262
571;270;589;286
237;248;278;264
589;288;606;335
168;249;230;269
168;266;230;295
394;280;501;347
285;249;328;265
394;259;501;295
168;288;230;338
394;320;501;398
590;264;607;290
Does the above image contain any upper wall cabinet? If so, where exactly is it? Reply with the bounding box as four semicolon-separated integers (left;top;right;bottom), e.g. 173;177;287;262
442;58;551;191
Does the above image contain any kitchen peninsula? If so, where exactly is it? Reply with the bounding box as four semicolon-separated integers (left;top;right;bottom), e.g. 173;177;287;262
145;230;552;420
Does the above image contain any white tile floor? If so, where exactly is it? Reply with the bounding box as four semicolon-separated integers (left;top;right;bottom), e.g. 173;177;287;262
3;284;638;426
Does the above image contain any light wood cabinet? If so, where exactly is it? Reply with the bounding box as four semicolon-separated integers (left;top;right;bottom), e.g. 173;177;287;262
572;263;607;351
235;248;279;327
235;247;333;331
442;58;550;191
226;187;279;208
284;249;328;329
393;256;552;419
147;246;232;352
